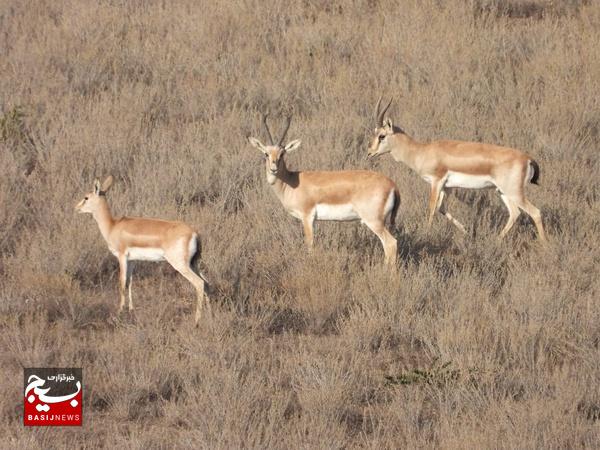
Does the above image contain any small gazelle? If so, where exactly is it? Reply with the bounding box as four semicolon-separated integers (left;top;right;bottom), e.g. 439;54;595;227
75;176;210;325
248;114;400;265
367;97;547;241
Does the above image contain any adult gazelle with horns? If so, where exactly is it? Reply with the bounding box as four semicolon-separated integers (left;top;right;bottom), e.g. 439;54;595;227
367;97;547;241
248;114;400;265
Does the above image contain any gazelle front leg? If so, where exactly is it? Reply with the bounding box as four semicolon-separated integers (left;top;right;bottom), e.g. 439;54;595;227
126;261;134;311
118;253;129;313
437;190;467;233
302;211;316;249
427;179;444;229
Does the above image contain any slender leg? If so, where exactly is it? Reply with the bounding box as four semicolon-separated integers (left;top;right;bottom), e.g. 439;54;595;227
427;180;444;229
437;190;467;233
517;198;547;241
203;290;212;319
191;273;206;326
182;267;206;326
436;189;445;209
126;261;134;311
364;220;397;266
192;273;207;326
302;212;315;249
167;254;207;326
382;228;398;266
118;254;128;313
499;194;521;238
194;269;212;319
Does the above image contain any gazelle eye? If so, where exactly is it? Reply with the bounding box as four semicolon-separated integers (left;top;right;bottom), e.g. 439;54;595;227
378;135;386;141
84;197;89;200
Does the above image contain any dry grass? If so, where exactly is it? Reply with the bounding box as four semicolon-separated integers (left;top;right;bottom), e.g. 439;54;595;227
1;0;599;447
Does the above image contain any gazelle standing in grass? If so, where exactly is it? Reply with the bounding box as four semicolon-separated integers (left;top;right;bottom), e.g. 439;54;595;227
367;98;547;241
248;114;400;265
75;176;210;325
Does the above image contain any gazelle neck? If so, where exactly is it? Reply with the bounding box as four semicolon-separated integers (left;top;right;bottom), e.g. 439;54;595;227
389;132;424;172
267;158;296;198
92;198;115;243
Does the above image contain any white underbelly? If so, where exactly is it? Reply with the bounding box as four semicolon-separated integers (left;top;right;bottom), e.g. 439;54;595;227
127;247;165;261
445;171;495;189
315;203;360;221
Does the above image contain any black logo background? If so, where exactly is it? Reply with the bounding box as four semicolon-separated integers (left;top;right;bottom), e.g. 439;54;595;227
24;368;82;397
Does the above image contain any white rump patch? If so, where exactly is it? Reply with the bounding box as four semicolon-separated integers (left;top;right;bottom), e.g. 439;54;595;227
383;189;395;216
188;235;198;262
127;247;165;261
525;161;535;186
445;171;495;189
315;203;360;221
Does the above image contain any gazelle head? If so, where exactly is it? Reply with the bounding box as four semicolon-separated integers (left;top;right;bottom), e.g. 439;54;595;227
76;176;113;214
367;97;396;159
248;115;301;184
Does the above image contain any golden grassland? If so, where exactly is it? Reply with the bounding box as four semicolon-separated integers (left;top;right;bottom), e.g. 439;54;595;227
1;0;599;447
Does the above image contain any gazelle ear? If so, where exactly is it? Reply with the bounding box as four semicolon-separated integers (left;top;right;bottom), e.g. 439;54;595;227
384;118;393;131
284;139;301;153
93;179;101;194
248;137;267;154
101;175;114;193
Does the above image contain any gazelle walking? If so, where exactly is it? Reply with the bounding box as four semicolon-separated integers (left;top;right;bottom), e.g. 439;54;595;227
75;176;210;325
367;98;547;241
248;115;400;265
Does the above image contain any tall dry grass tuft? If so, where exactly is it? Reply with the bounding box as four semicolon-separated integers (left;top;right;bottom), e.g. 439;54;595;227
1;0;599;447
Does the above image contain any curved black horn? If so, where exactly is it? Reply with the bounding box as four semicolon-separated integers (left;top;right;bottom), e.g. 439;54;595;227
376;97;393;127
374;96;382;126
278;115;292;146
262;114;275;145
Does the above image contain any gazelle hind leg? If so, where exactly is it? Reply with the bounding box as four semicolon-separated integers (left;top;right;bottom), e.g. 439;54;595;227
166;252;207;326
437;190;467;233
194;269;212;319
517;198;547;241
499;194;521;238
177;266;206;326
364;220;397;266
203;289;212;318
186;270;206;326
189;235;212;318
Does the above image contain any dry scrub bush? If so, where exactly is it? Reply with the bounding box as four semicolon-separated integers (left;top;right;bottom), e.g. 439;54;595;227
1;0;599;447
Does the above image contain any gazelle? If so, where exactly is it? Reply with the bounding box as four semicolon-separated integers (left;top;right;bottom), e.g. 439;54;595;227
248;115;400;265
367;98;547;241
75;176;210;325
